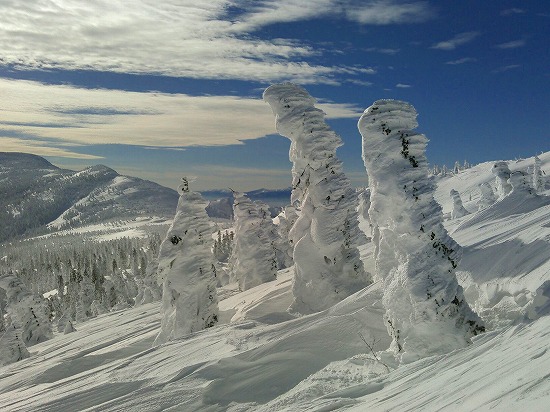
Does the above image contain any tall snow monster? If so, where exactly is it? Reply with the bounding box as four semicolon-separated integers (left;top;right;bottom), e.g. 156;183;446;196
154;179;218;345
264;83;369;314
358;100;484;363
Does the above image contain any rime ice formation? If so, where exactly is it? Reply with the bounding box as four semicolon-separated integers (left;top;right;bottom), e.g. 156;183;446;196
477;182;497;210
0;324;30;366
533;156;544;192
264;83;368;314
229;192;278;291
492;161;513;197
450;189;470;219
274;206;296;269
0;274;52;347
154;181;218;345
509;170;535;195
359;99;484;363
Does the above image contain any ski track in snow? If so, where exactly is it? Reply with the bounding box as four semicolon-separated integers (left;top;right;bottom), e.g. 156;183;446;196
1;152;550;410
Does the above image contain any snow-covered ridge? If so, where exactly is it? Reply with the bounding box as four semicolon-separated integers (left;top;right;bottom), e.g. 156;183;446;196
0;152;178;242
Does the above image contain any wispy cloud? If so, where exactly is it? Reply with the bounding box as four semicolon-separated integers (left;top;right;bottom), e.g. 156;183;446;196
501;8;526;16
365;47;401;55
431;31;480;50
492;64;521;73
495;39;526;49
445;57;477;65
0;137;103;160
396;83;412;88
0;0;429;85
0;78;364;153
346;1;435;25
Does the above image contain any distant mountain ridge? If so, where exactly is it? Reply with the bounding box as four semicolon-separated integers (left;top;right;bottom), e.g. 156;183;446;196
0;152;179;242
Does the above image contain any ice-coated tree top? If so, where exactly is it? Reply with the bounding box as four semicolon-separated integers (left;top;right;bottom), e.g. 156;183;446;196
263;83;344;206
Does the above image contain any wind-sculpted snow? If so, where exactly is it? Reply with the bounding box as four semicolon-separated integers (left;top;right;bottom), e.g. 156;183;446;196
263;83;368;314
154;190;218;345
230;193;278;291
359;99;484;363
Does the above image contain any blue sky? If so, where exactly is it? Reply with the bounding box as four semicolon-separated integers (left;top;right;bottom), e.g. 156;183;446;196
1;1;548;191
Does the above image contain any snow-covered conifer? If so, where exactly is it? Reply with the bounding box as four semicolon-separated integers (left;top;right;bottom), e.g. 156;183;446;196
264;83;368;314
450;189;470;219
533;156;544;192
492;161;512;198
274;207;296;269
509;170;535;195
359;99;484;363
0;324;30;366
229;192;278;290
63;319;76;334
154;179;218;345
0;273;53;346
477;182;497;210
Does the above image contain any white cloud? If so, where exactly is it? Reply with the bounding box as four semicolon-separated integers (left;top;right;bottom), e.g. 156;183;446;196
445;57;477;65
495;39;526;49
0;0;427;84
347;0;435;25
396;83;412;88
0;78;363;152
0;137;103;160
492;64;521;73
501;8;525;16
431;32;480;50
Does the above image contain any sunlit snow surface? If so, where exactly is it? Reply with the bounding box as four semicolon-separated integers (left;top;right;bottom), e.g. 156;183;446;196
1;153;550;411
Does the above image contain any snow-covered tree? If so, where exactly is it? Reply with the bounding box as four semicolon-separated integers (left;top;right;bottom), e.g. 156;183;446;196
509;170;535;195
274;206;296;269
0;273;53;346
477;182;497;210
359;99;484;363
0;324;30;366
154;179;218;345
229;192;278;291
492;161;512;198
264;83;369;314
450;189;470;219
533;156;544;193
63;319;77;334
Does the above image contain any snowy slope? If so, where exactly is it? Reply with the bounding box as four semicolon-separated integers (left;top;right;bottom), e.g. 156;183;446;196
0;152;178;242
1;152;550;411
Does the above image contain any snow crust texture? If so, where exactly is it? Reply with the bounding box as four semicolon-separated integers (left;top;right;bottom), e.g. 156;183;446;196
359;99;484;363
154;190;218;345
263;83;369;314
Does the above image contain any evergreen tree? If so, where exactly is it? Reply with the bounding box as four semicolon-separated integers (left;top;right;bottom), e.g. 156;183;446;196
154;179;219;345
229;193;278;291
264;83;369;314
0;273;53;346
450;189;470;219
359;99;484;363
492;161;513;198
